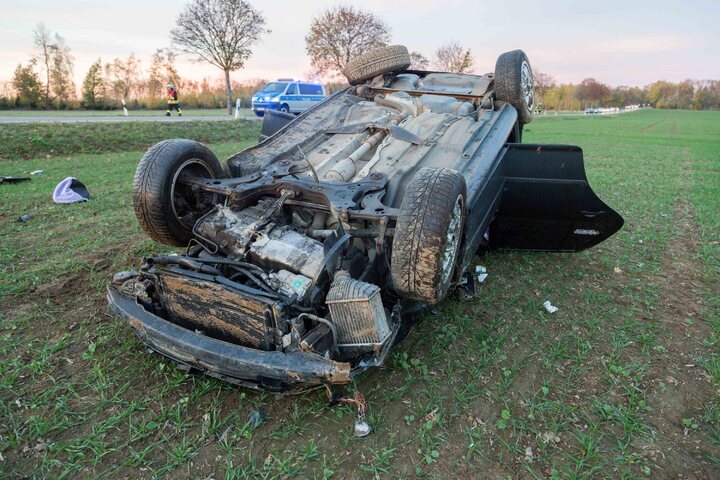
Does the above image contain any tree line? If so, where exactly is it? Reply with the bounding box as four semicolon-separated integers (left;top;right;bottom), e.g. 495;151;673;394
534;75;720;111
2;2;718;112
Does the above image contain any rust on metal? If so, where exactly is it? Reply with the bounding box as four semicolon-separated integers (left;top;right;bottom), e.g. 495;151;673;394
159;274;271;349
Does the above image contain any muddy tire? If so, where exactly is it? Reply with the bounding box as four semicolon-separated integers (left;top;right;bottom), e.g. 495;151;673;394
344;45;411;85
133;139;223;247
391;168;467;304
494;49;534;125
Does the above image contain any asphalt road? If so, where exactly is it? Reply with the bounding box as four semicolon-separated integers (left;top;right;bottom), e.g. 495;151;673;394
0;115;261;123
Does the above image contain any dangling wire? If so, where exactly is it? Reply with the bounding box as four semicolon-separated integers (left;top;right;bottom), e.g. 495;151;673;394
324;385;367;417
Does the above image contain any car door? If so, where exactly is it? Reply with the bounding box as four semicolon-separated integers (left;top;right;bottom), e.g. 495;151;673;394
284;83;299;112
299;83;323;111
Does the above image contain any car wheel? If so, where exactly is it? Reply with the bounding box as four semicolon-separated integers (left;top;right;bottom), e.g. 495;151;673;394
344;45;412;85
494;49;534;125
133;139;223;247
391;168;466;305
280;104;290;113
254;110;265;117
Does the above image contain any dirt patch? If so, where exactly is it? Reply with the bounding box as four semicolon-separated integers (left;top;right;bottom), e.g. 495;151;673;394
640;200;718;478
669;121;678;134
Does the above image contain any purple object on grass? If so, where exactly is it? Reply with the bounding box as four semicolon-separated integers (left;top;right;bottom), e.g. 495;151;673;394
53;177;90;204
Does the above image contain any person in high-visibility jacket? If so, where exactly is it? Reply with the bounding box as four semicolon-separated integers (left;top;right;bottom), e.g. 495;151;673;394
165;83;182;116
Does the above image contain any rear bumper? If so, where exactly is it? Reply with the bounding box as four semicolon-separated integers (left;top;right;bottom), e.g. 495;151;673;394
107;285;351;393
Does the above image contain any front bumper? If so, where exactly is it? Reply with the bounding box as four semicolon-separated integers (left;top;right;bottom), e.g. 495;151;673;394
107;285;351;393
251;101;281;112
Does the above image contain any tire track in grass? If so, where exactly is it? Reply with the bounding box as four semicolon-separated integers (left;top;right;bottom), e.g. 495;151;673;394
638;151;718;478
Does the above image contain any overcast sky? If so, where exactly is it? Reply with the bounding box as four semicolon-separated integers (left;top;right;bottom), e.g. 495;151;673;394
1;0;718;88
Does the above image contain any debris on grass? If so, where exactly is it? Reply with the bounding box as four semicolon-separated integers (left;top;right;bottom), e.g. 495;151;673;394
1;176;31;184
53;177;91;203
353;417;372;437
247;409;267;429
543;300;559;313
540;431;561;444
524;446;534;462
475;265;488;283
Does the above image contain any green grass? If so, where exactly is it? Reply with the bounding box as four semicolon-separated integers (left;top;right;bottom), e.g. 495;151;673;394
0;119;259;161
0;108;252;117
0;109;718;479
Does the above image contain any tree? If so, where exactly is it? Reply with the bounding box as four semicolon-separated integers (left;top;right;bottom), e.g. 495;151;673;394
107;54;141;101
575;78;610;107
33;24;76;107
11;63;43;108
33;23;55;106
533;70;556;107
147;48;179;102
692;80;720;110
409;51;429;70
433;42;474;74
675;80;694;109
50;39;75;105
645;81;675;108
82;59;105;109
305;6;391;78
171;0;269;115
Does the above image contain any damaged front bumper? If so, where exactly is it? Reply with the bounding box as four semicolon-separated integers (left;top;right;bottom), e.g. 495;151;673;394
107;285;353;393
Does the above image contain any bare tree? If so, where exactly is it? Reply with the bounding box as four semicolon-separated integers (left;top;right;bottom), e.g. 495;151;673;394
409;51;429;70
33;23;57;106
171;0;269;114
107;54;141;101
33;24;76;107
433;42;474;74
533;70;556;107
305;6;390;78
147;48;179;101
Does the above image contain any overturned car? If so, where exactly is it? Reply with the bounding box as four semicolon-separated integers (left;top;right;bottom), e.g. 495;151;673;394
108;46;623;393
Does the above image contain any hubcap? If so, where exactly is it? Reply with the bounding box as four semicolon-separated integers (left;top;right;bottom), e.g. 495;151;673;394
170;159;216;228
441;195;464;287
520;61;535;110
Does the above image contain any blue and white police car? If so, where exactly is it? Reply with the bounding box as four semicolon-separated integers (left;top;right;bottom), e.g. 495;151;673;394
251;79;326;117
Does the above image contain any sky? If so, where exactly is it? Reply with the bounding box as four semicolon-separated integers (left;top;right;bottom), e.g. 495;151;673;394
0;0;718;89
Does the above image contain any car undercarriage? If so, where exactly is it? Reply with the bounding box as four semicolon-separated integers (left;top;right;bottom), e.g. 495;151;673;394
108;46;623;393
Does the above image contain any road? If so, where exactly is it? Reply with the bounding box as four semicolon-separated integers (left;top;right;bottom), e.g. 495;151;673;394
0;115;261;124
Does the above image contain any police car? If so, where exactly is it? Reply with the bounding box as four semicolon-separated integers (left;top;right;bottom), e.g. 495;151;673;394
251;79;326;116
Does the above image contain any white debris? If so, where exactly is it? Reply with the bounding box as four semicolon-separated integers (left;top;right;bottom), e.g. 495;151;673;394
543;301;558;313
524;446;534;462
613;267;622;274
30;170;44;175
475;265;488;283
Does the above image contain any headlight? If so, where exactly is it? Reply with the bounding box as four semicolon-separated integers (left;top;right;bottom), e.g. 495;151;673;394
270;96;280;102
264;96;271;102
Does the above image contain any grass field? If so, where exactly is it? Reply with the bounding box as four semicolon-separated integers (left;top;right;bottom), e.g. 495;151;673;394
0;109;718;479
0;120;257;161
0;108;252;118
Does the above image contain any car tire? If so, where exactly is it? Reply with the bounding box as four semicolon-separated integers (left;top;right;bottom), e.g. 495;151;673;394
391;168;466;305
133;139;223;247
280;104;290;113
494;50;534;125
344;45;412;85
